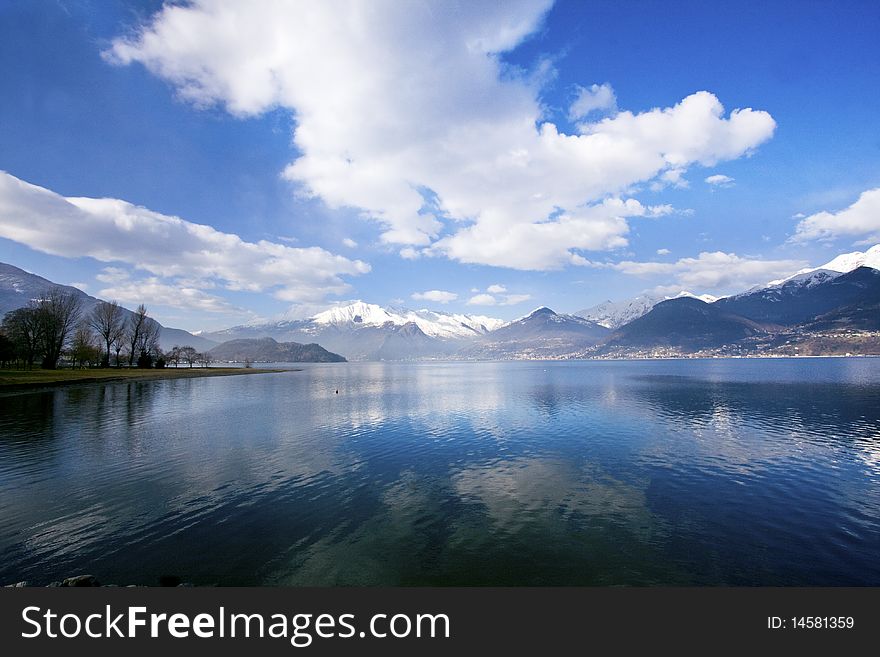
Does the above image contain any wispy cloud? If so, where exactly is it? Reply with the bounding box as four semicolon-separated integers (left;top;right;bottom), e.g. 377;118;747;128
705;174;735;188
568;82;617;121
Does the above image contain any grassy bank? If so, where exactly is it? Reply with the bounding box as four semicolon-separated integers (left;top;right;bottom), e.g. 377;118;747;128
0;366;287;392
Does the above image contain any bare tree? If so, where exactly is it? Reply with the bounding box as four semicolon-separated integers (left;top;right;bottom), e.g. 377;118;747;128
197;351;213;368
179;345;198;368
2;307;41;368
36;289;82;369
167;345;182;368
70;323;100;368
126;304;148;367
89;300;125;368
135;317;161;368
112;334;125;368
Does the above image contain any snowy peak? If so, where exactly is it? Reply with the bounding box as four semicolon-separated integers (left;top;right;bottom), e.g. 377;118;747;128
819;244;880;273
767;244;880;288
575;290;717;330
309;301;503;339
312;301;396;327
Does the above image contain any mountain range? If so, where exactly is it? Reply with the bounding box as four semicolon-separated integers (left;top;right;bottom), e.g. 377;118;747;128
2;243;879;361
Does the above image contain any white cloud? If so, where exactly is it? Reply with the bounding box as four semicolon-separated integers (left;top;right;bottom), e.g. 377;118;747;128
467;293;497;306
399;247;420;260
0;171;370;305
429;198;672;270
656;248;671;255
107;1;775;271
791;188;880;242
342;237;358;248
69;282;89;291
568;83;616;121
411;289;457;304
611;251;807;294
705;174;735;187
486;284;507;294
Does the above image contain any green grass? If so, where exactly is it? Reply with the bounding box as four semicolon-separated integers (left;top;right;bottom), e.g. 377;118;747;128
0;366;287;391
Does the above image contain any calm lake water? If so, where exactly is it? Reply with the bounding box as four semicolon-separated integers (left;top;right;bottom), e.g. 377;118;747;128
1;359;879;586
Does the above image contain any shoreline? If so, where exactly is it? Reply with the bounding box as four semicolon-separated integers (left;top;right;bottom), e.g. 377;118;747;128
0;367;291;393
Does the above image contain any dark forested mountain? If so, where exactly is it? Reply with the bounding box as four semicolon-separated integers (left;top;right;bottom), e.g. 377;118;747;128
0;261;217;351
208;337;345;362
714;267;880;326
602;297;767;351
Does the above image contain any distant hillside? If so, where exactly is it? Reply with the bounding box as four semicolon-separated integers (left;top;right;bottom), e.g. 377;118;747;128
0;262;217;351
208;337;346;362
461;307;609;359
602;297;766;351
371;322;454;360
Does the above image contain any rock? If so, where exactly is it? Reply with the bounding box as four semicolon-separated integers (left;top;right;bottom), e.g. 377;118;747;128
62;574;99;587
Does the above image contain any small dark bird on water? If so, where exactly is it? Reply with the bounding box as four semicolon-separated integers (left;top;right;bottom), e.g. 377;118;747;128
335;389;339;394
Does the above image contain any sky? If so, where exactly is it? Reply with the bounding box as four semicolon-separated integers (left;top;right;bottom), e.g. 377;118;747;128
1;0;879;331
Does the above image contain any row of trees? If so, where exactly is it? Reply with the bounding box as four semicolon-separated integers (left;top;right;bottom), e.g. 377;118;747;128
0;291;212;370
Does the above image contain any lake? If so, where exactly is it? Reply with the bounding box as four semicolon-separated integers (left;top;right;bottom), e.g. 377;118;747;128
1;359;879;586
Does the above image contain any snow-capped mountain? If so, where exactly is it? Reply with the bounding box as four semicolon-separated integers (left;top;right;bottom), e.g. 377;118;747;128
817;244;880;273
310;301;504;339
765;244;880;288
204;301;505;360
574;291;718;330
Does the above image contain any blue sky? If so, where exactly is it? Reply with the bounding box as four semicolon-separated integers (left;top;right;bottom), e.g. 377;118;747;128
1;0;879;331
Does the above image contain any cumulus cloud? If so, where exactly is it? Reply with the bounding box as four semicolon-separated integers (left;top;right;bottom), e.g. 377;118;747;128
611;251;807;294
342;237;358;248
411;290;458;304
656;248;671;255
106;0;775;271
0;171;369;305
486;284;507;294
568;83;616;120
429;198;672;270
705;174;735;187
791;188;880;242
